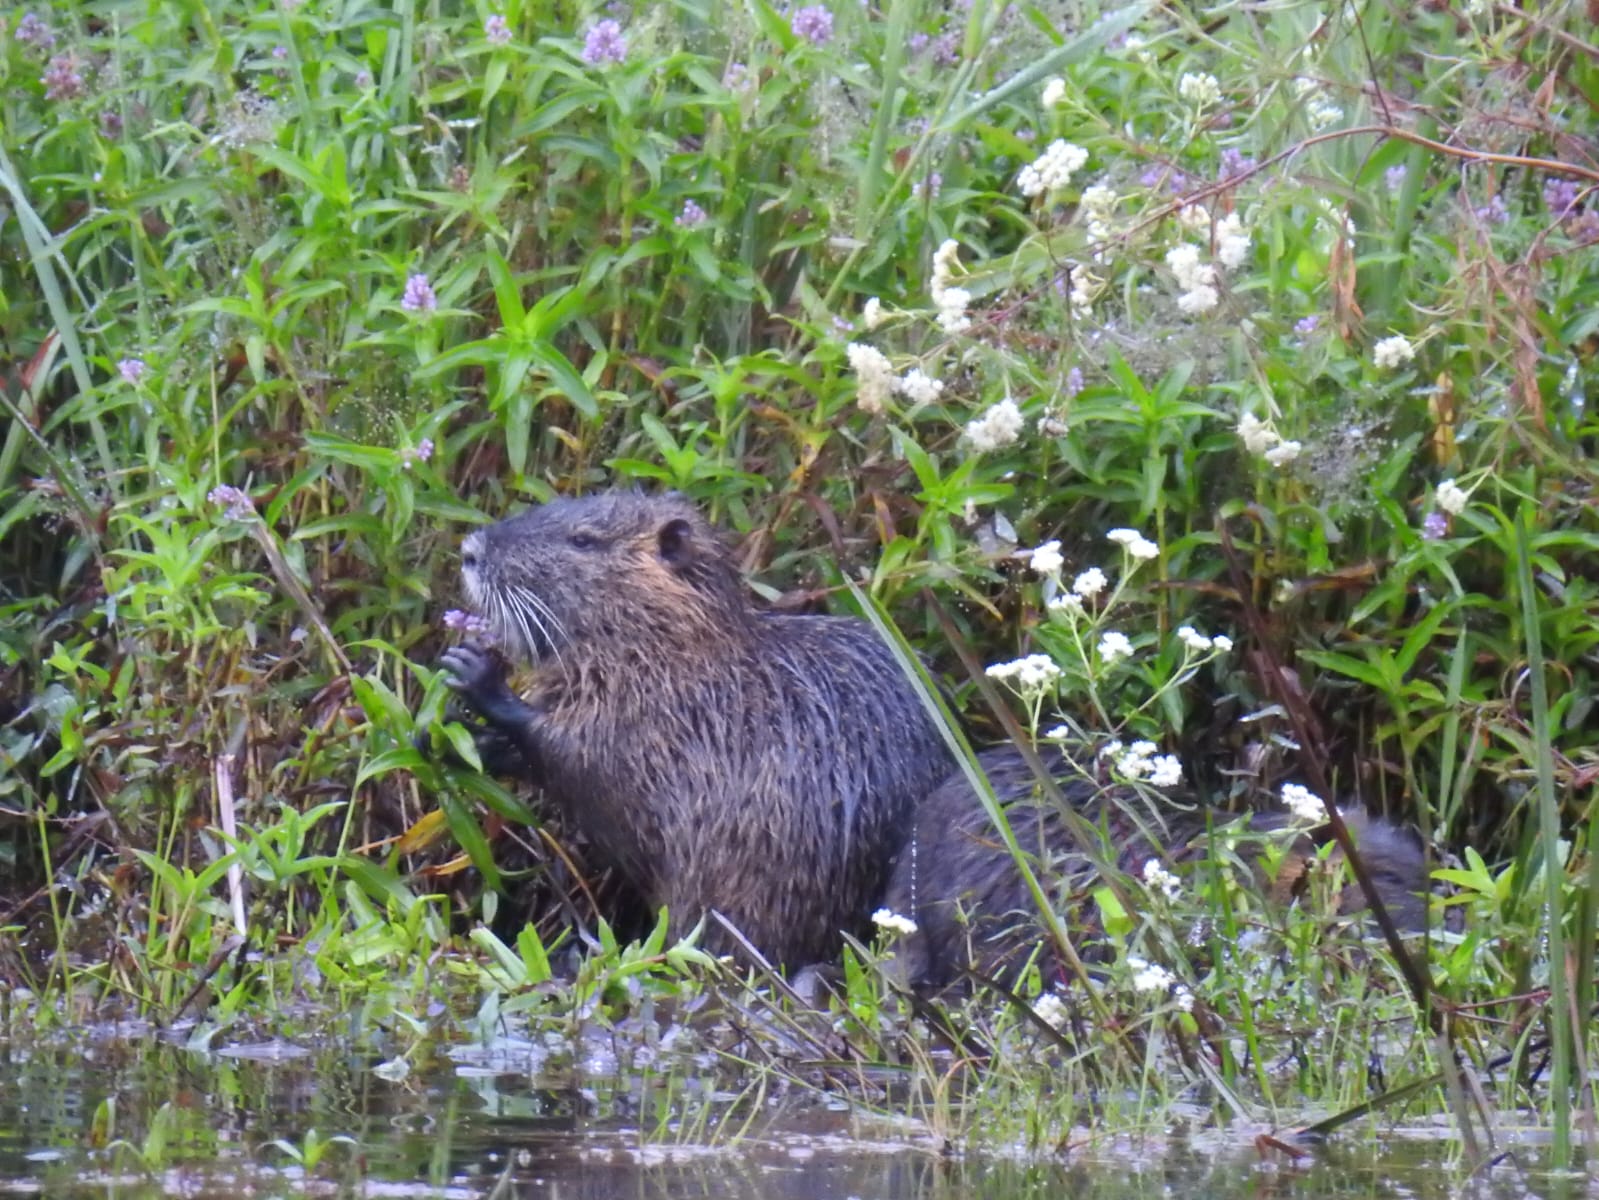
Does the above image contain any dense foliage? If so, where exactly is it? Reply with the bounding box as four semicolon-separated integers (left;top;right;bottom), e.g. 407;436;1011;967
2;0;1597;1153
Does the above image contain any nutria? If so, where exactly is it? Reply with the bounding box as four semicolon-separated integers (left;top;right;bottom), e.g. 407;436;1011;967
881;747;1431;990
440;491;956;968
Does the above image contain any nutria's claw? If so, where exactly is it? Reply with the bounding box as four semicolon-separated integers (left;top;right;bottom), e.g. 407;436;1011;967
439;644;537;733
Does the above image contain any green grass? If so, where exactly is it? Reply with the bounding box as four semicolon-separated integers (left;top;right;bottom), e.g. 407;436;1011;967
2;0;1598;1158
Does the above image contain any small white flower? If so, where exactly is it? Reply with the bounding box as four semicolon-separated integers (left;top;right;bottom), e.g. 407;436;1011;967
1017;139;1089;198
871;908;919;936
1043;724;1072;740
986;653;1063;693
1178;72;1221;107
862;296;884;329
1106;528;1158;561
1048;592;1085;615
965;398;1025;452
1128;955;1176;993
1178;204;1210;231
1148;755;1183;789
1028;540;1064;575
1177;284;1219;315
1436;478;1469;515
1032;991;1069;1029
1212;634;1233;652
846;343;895;414
1237;411;1279;455
1373;334;1416;370
1215;212;1251;269
1097;630;1134;664
1176;625;1212;653
1071;566;1108;598
1281;783;1327;824
895;367;944;406
1263;439;1303;467
1041;77;1067;108
1173;985;1194;1013
1142;859;1182;899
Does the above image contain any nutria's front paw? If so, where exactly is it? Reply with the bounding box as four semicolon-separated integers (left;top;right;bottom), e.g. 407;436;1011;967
440;644;535;731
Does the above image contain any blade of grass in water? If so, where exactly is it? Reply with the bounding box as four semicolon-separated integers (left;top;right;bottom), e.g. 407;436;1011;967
1514;506;1572;1166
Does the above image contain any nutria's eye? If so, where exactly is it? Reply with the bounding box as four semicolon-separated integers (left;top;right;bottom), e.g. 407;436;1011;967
461;546;479;570
569;531;598;550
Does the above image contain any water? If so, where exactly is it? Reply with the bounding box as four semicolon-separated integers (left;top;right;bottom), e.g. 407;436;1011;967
0;1027;1586;1199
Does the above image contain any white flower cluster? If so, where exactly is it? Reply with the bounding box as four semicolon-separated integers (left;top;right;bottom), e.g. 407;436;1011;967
898;368;943;406
1166;211;1250;316
1080;183;1119;247
862;296;885;329
847;343;894;414
1072;566;1107;598
1128;955;1175;993
1436;478;1469;515
1142;858;1182;900
1097;630;1134;664
871;908;918;935
1235;411;1302;468
1294;78;1344;130
1373;333;1415;370
1028;539;1064;575
1066;265;1102;316
1178;72;1221;108
1041;77;1066;109
986;652;1063;693
1112;740;1183;788
1017;138;1088;198
1106;527;1159;560
930;239;972;333
1176;625;1233;653
1281;783;1327;824
965;397;1024;451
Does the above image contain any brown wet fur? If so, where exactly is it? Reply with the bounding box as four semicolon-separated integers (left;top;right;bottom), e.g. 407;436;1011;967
452;491;955;969
882;747;1431;991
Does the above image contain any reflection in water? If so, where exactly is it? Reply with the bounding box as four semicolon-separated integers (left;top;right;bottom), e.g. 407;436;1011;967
0;1033;1577;1199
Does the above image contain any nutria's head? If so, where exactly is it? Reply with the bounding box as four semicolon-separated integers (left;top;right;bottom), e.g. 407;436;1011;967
461;491;751;663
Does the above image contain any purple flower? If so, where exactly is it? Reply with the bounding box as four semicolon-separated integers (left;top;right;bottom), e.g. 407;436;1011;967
401;438;435;469
1543;178;1580;219
1219;148;1256;180
908;31;929;52
355;69;374;88
931;31;961;65
1294;314;1320;335
99;108;123;137
42;54;85;102
485;14;512;45
1384;164;1407;193
1063;366;1084;399
912;172;942;201
208;485;255;520
1420;511;1448;540
117;357;147;384
676;198;708;227
723;61;750;90
581;19;627;65
789;5;834;44
14;11;56;48
1473;194;1508;225
443;608;491;635
1569;212;1599;242
401;273;438;312
271;44;289;60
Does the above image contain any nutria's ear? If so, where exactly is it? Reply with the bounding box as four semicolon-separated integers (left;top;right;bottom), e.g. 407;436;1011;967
657;517;696;568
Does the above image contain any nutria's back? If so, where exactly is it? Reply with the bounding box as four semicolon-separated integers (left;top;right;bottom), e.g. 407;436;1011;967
882;747;1432;991
450;491;956;967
